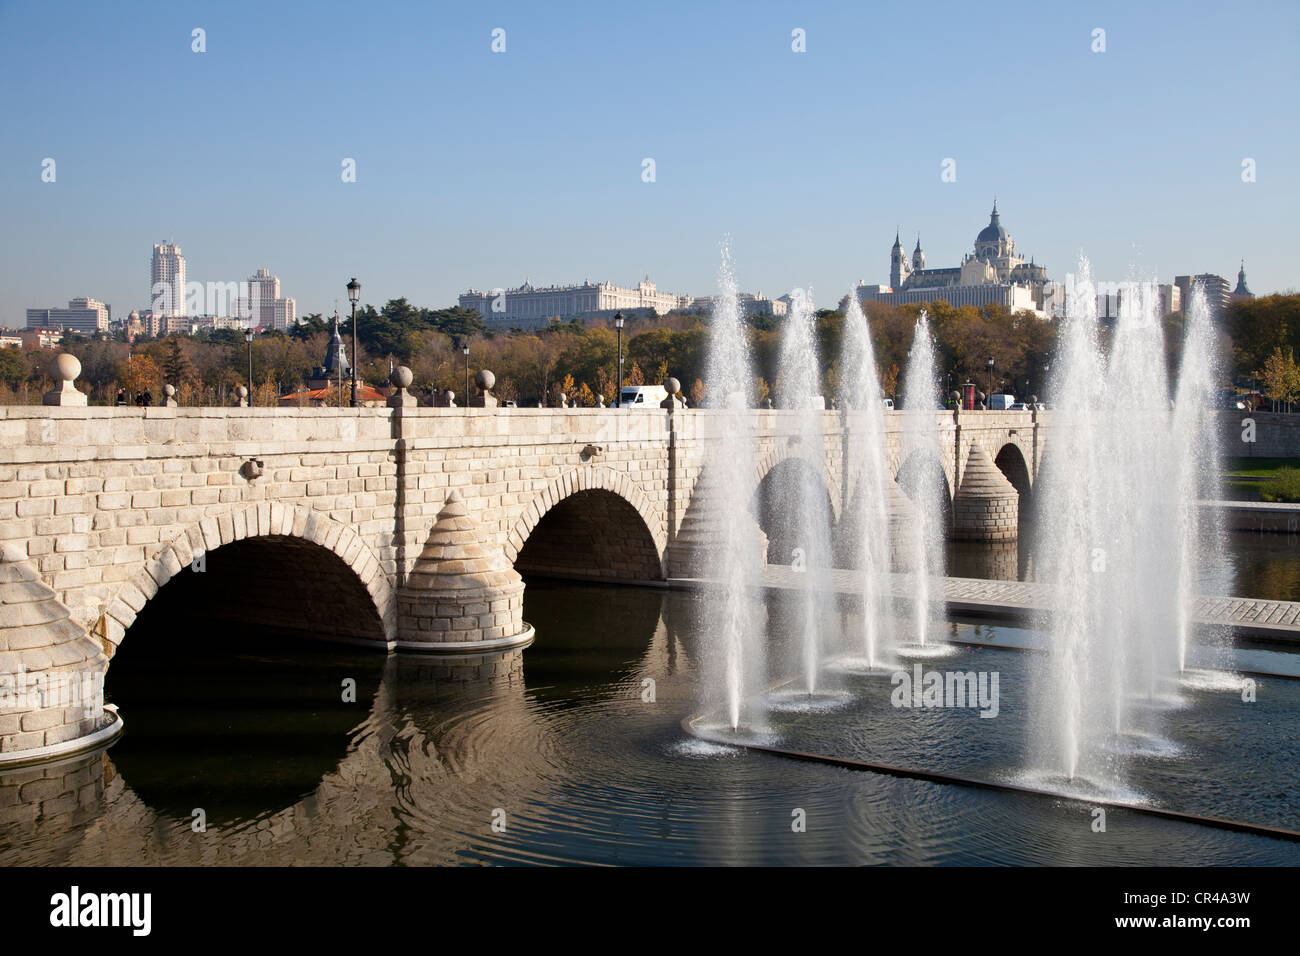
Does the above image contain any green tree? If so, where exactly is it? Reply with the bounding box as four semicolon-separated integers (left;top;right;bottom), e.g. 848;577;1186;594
0;347;26;388
161;337;198;388
289;313;329;341
430;306;487;342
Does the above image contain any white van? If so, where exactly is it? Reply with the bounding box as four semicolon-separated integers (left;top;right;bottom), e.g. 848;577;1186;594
987;393;1016;411
881;398;895;411
618;385;668;408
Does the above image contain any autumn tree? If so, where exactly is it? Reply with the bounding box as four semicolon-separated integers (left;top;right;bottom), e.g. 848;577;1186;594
117;355;163;400
1260;346;1300;412
689;378;706;407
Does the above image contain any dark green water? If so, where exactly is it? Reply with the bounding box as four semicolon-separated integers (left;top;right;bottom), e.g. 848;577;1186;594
0;581;1295;865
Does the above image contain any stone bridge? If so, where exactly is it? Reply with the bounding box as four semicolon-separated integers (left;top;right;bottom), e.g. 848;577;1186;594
0;391;1046;762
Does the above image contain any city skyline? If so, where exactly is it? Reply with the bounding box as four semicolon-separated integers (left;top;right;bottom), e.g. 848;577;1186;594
1;1;1296;324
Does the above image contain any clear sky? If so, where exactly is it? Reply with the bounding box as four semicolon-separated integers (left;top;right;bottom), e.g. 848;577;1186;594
1;0;1296;325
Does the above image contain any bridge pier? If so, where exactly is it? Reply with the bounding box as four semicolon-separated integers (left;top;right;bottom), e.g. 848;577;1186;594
0;545;119;766
395;490;533;652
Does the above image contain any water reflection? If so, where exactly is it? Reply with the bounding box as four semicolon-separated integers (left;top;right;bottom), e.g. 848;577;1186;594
1;582;1295;866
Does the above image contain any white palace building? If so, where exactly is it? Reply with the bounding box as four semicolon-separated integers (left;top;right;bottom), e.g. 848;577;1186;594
855;201;1051;314
460;277;691;330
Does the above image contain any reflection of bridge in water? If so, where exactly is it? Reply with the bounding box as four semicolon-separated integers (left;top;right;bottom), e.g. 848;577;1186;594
0;585;697;865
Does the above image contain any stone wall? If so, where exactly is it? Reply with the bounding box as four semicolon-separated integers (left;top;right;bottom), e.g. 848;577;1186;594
1221;411;1300;459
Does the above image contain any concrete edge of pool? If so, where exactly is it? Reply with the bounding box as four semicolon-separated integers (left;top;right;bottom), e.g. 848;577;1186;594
679;712;1300;845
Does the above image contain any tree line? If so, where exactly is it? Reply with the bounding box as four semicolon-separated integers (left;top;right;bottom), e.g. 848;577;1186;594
3;293;1296;408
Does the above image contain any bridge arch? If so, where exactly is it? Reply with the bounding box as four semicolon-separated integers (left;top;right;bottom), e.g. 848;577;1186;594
753;443;842;522
100;503;396;654
994;442;1033;496
506;466;667;582
751;456;839;567
895;447;954;532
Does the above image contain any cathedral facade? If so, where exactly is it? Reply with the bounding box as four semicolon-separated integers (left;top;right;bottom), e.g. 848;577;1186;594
857;202;1049;314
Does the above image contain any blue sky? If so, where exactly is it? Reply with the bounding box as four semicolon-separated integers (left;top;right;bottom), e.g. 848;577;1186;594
1;0;1296;324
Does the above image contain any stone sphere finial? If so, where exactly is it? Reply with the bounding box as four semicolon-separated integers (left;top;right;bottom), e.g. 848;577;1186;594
663;377;681;396
475;369;495;391
43;353;87;405
391;365;413;389
164;384;176;397
236;385;248;398
446;390;455;403
56;353;81;382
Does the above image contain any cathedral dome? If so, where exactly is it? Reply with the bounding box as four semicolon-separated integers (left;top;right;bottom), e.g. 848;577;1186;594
976;202;1007;244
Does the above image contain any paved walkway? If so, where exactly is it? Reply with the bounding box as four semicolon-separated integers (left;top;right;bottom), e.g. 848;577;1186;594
667;567;1300;642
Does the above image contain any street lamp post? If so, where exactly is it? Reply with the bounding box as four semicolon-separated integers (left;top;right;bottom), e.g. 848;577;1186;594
244;327;254;405
463;344;470;403
614;311;625;407
987;356;995;400
347;278;360;407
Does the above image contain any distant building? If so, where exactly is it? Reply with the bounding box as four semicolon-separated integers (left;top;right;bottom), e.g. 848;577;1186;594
272;298;296;329
151;242;186;317
1157;283;1181;317
688;291;786;318
460;276;691;330
1175;273;1231;316
125;310;144;340
237;268;297;330
305;316;352;390
0;334;21;349
26;297;110;333
1231;261;1255;302
190;315;250;332
20;328;62;350
857;202;1050;315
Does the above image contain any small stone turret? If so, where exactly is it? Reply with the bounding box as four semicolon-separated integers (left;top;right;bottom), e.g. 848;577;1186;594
396;490;531;649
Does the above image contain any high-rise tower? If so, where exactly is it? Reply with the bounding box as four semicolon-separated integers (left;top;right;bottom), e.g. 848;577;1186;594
151;242;186;317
